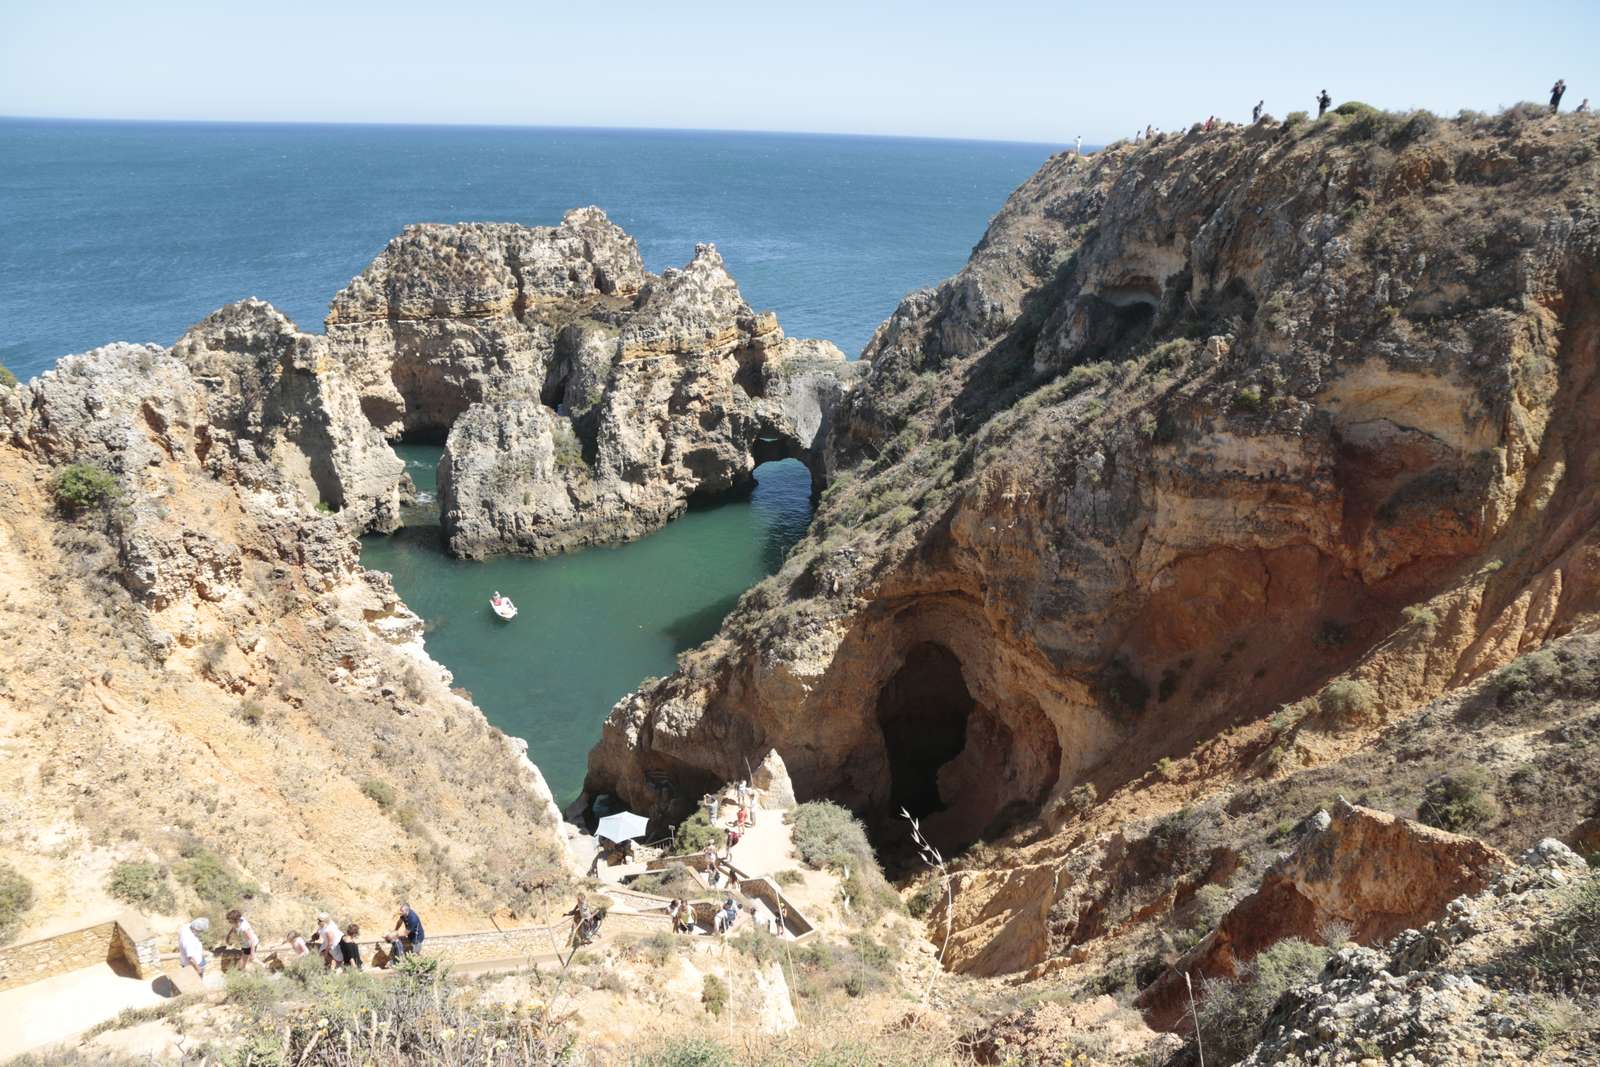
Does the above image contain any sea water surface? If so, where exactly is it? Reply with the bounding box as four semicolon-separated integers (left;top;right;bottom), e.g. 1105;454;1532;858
1;118;1051;802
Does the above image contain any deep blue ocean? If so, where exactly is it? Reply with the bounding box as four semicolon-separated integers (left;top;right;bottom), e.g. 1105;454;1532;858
1;118;1050;377
0;118;1050;802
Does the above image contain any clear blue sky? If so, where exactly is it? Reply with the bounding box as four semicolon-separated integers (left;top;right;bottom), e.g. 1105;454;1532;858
2;0;1593;143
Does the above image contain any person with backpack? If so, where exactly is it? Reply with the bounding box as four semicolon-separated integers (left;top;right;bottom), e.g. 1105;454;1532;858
1317;90;1332;118
1551;79;1567;113
1252;100;1264;123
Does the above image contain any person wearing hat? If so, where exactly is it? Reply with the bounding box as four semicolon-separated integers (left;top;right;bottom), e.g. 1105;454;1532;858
177;917;209;980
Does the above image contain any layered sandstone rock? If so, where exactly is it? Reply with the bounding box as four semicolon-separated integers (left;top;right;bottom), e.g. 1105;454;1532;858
586;111;1600;974
329;210;855;558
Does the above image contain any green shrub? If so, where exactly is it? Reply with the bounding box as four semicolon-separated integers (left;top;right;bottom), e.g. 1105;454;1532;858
1282;110;1310;130
1526;874;1600;990
1418;767;1500;833
1401;604;1439;630
790;801;898;921
360;778;396;810
223;969;284;1012
236;699;266;726
1060;360;1113;396
671;810;721;855
631;863;705;900
629;1038;734;1067
1318;678;1377;724
1196;938;1331;1065
906;881;939;918
0;863;35;944
1332;100;1380;118
50;463;118;511
774;868;805;887
1233;385;1263;412
175;844;258;910
107;861;175;913
0;363;17;389
700;973;728;1016
790;801;873;871
1494;644;1600;710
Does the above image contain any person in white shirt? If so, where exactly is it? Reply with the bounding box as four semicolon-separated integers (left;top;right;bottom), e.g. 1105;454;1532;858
1075;135;1083;156
177;917;209;980
225;909;260;969
315;912;341;969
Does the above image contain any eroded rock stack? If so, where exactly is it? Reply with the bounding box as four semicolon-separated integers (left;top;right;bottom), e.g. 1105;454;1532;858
328;209;856;558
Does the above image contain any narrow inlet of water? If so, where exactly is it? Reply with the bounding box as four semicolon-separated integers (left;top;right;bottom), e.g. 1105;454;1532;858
359;444;813;805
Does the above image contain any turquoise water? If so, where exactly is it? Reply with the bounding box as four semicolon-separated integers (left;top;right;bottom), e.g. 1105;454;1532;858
1;118;1050;803
362;446;815;803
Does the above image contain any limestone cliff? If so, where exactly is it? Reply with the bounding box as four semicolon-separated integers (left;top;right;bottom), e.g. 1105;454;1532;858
0;309;570;942
329;208;855;558
586;109;1600;978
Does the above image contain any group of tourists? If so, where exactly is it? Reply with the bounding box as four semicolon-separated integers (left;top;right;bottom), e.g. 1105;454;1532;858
174;903;425;979
1550;80;1590;114
1124;80;1590;151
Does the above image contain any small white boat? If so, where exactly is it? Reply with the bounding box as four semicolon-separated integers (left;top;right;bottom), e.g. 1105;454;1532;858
490;591;517;620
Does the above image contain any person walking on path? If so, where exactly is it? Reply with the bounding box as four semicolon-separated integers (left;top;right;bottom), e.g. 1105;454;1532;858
338;923;364;969
286;930;310;958
394;903;425;954
1317;90;1332;118
1252;100;1264;123
225;909;259;970
177;918;209;981
1551;79;1567;113
315;911;341;969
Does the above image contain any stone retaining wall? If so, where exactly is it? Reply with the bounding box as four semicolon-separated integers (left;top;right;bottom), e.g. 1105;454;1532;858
0;913;159;992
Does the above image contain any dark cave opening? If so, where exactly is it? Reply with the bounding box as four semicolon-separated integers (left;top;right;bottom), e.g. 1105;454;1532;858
875;642;975;821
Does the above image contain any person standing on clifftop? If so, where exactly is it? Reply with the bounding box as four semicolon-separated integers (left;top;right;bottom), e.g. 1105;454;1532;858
1317;90;1332;118
1550;80;1567;113
1577;99;1591;114
1074;135;1083;156
1252;100;1264;123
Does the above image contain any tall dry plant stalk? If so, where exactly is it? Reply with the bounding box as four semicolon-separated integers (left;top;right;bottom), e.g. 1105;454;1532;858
901;807;953;1005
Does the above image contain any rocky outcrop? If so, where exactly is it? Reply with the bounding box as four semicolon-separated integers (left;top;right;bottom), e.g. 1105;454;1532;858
329;209;855;558
1238;840;1596;1066
585;111;1600;973
0;318;571;941
173;299;407;533
1137;801;1510;1028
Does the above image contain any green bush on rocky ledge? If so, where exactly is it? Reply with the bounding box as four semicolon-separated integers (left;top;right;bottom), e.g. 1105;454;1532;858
49;463;119;512
0;862;36;944
0;362;17;389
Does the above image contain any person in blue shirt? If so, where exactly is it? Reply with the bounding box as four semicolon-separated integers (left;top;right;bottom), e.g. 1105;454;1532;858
394;903;425;954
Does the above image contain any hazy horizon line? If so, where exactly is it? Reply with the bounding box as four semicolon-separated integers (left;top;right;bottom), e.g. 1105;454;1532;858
0;112;1067;150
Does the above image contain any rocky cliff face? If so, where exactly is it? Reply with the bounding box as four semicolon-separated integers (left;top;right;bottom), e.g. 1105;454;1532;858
328;208;855;558
586;109;1600;978
0;310;570;940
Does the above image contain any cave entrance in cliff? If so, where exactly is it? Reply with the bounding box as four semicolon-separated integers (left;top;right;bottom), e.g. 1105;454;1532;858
875;642;974;824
